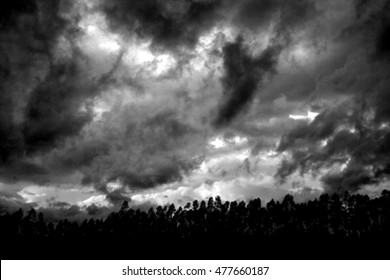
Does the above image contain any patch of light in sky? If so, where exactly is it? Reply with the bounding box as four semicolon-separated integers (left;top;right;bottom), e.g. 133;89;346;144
199;25;235;47
291;43;313;64
340;157;351;171
106;181;122;192
197;148;251;175
380;123;389;130
293;45;308;59
190;26;234;71
198;27;219;47
126;42;154;64
98;39;121;52
209;135;248;149
85;24;98;34
18;188;47;204
308;111;320;121
289;111;319;122
80;15;122;53
267;150;278;157
130;174;284;207
154;54;176;75
92;101;109;120
78;195;111;208
198;160;210;173
336;124;359;135
230;136;248;145
209;137;226;149
259;150;283;161
123;42;177;76
236;149;250;161
18;185;98;208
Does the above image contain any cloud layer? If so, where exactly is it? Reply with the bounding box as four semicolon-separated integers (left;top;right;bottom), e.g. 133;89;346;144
1;0;390;217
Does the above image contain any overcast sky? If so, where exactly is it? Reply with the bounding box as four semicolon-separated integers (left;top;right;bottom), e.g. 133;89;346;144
1;0;390;219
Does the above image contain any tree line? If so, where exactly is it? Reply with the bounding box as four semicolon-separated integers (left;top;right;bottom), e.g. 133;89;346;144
1;190;390;259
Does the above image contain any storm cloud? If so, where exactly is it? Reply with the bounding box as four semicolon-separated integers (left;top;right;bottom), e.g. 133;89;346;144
213;37;281;127
0;0;123;183
275;0;390;193
102;0;226;51
1;0;390;216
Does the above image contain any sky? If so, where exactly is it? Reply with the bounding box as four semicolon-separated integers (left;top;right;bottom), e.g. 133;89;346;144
1;0;390;219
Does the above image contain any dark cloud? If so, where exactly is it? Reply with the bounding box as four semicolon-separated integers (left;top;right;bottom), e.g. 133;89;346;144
321;162;374;193
23;57;93;153
102;0;317;54
0;0;77;162
21;47;124;157
49;201;72;208
278;109;350;152
43;109;205;204
277;91;390;193
273;0;390;193
38;203;113;222
102;0;226;51
376;19;390;58
213;0;318;127
0;0;67;163
233;0;278;31
275;107;354;184
105;190;130;206
213;37;281;127
0;196;111;221
37;205;83;222
85;203;110;216
105;162;190;190
0;0;38;31
0;161;48;184
1;0;390;214
0;0;125;185
234;0;317;37
0;193;38;215
344;0;390;59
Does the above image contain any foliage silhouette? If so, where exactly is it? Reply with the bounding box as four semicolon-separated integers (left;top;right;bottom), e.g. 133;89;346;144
1;191;390;259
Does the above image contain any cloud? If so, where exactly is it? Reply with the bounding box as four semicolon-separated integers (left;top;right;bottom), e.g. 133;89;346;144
130;175;287;207
350;0;390;59
272;0;390;191
213;36;282;127
1;0;390;214
77;194;111;208
212;0;318;127
276;58;390;193
321;161;374;193
234;0;317;36
43;108;207;204
102;0;226;51
0;0;127;188
0;196;36;214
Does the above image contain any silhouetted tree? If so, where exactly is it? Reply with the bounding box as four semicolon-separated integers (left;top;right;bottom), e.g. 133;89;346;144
2;193;390;259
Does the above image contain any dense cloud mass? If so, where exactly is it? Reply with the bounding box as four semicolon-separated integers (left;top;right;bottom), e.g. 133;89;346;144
276;0;390;193
102;0;226;51
1;1;84;172
213;37;281;127
1;0;390;217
